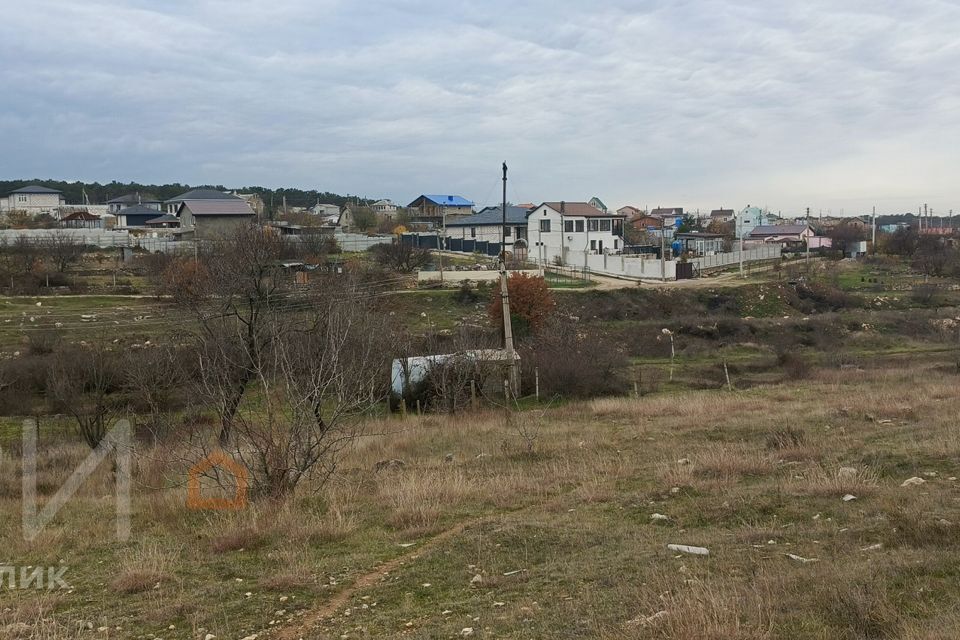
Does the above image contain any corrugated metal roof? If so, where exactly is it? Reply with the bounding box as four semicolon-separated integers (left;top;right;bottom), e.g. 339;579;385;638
144;214;180;225
165;189;242;203
445;206;530;227
8;185;62;194
180;200;256;216
410;194;475;207
749;224;808;236
107;192;161;204
117;204;164;216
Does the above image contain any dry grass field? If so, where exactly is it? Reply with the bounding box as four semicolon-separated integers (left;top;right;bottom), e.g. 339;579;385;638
3;352;960;639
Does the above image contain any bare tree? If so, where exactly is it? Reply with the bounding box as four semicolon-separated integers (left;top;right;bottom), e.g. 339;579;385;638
369;240;430;273
172;226;394;497
139;251;174;300
44;230;86;273
121;345;193;442
47;343;124;449
170;226;293;442
11;235;40;274
189;273;391;497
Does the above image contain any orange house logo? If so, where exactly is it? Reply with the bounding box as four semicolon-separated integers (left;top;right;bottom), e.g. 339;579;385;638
187;450;249;511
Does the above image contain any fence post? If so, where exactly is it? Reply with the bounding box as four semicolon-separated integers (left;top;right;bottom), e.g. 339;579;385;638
534;367;540;401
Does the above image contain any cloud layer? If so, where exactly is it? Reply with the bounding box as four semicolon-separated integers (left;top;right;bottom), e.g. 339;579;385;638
1;0;958;214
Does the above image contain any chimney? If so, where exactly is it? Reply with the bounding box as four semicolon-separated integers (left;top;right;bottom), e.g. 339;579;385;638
560;201;566;214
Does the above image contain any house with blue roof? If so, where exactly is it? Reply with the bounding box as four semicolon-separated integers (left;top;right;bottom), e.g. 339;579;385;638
407;194;474;225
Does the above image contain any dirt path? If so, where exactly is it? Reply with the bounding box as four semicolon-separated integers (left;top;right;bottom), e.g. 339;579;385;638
271;518;481;640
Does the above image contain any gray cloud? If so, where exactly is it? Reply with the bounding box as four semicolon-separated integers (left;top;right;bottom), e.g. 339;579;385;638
0;0;958;213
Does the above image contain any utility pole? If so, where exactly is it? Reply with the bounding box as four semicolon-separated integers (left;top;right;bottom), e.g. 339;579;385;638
738;207;744;278
805;207;811;267
660;216;666;282
871;206;876;253
499;162;519;396
438;211;445;283
559;201;565;269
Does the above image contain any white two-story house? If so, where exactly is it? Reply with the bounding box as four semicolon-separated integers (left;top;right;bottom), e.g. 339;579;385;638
0;185;66;214
527;201;625;265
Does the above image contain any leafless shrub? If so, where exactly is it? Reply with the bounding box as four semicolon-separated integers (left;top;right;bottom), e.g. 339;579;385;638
910;283;941;306
522;318;629;398
369;240;430;272
121;346;193;442
46;342;125;449
776;350;811;379
504;405;548;456
42;230;86;273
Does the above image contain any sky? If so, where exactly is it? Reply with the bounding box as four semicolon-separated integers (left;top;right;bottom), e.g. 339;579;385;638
1;0;958;216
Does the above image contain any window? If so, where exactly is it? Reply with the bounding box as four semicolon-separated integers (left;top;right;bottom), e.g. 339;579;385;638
504;226;511;237
600;219;611;232
590;240;597;251
470;227;476;238
614;239;619;249
575;220;584;232
540;219;551;233
588;219;599;232
564;220;574;232
17;195;27;203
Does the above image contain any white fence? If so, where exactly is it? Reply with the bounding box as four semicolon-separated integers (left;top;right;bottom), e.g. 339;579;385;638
563;251;676;280
418;269;539;284
689;245;781;271
0;229;132;248
135;237;194;254
334;232;393;252
563;245;781;280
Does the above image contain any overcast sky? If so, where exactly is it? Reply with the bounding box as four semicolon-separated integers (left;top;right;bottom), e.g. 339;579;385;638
1;0;958;215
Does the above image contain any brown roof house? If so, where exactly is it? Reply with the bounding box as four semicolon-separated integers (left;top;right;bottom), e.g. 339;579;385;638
747;224;814;245
61;210;103;229
176;199;256;239
617;205;644;217
527;201;626;264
